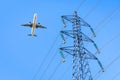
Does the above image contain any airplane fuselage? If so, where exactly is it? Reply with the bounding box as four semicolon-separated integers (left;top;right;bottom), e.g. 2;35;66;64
31;13;37;36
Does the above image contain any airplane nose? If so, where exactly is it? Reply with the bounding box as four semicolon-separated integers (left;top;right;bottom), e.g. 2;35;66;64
34;13;37;16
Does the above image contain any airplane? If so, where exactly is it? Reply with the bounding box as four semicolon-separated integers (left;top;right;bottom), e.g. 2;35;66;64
21;13;47;36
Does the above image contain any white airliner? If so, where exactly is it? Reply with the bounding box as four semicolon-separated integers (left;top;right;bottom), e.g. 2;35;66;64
21;13;46;36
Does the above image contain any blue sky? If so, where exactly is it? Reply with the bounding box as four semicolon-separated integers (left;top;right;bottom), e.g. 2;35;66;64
0;0;120;80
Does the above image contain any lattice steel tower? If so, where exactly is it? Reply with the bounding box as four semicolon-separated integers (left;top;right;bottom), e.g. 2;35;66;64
59;11;104;80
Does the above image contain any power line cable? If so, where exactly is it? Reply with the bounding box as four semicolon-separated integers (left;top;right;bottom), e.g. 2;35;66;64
99;32;120;50
57;63;71;80
47;61;62;80
93;32;120;55
43;46;70;80
39;41;64;80
94;55;120;80
39;50;58;80
111;72;120;80
76;0;87;11
83;0;101;19
91;31;120;79
34;26;66;80
36;37;62;80
87;5;120;39
96;8;120;34
31;34;60;80
48;53;69;80
92;32;120;79
94;5;120;32
105;55;120;71
84;0;118;19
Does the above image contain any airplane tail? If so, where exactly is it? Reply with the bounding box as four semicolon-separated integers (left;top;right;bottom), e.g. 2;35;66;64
28;34;37;37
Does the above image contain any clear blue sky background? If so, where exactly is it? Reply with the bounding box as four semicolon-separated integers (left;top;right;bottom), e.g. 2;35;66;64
0;0;120;80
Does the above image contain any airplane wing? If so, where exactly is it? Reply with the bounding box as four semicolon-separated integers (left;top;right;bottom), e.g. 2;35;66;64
36;24;47;29
21;23;32;27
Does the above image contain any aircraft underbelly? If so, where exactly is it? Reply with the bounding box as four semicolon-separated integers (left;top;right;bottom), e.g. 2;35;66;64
31;24;36;36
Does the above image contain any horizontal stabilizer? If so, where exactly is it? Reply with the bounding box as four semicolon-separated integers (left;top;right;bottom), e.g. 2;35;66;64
28;34;37;37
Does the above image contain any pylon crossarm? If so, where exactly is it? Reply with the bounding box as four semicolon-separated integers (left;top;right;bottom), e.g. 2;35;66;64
78;17;96;37
60;46;74;56
81;32;94;42
61;15;80;23
61;16;66;28
60;50;65;58
59;51;66;62
93;43;100;54
61;50;73;56
88;26;96;37
83;47;97;59
62;13;94;30
96;59;104;72
60;46;74;50
60;33;66;44
79;17;90;27
83;47;104;72
81;32;100;54
61;15;75;23
60;30;96;41
60;30;74;38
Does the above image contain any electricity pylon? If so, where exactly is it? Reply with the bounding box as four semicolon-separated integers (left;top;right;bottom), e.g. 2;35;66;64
59;11;104;80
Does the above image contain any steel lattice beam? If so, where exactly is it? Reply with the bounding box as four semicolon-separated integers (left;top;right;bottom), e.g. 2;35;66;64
59;11;104;80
